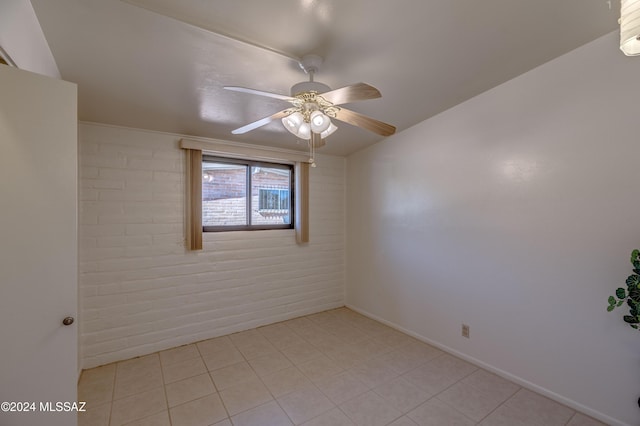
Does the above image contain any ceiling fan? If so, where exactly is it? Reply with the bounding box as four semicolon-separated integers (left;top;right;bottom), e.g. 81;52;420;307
224;55;396;150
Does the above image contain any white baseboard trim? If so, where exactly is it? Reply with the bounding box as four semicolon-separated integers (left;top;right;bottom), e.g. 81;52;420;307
346;303;627;426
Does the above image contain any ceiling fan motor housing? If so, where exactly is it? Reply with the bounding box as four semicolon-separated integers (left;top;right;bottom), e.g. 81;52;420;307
290;81;331;96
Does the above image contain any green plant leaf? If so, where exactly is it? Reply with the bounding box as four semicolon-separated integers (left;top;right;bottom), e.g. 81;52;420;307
618;300;625;307
623;315;639;324
616;288;626;299
626;275;640;288
632;324;639;330
632;249;639;262
607;305;615;312
630;289;640;302
608;296;616;305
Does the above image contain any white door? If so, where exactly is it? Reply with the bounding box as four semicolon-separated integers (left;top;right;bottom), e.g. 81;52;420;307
0;65;78;426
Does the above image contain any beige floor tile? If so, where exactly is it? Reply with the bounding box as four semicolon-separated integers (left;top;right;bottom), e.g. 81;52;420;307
114;355;163;400
323;346;368;370
162;356;207;384
78;401;110;426
460;369;520;401
290;324;326;341
219;376;273;416
248;352;293;377
372;377;430;413
437;383;511;422
266;332;308;350
408;398;475;426
258;323;305;348
303;332;344;352
374;330;417;347
315;371;369;405
478;403;540;426
502;389;575;426
169;393;228;426
116;354;160;376
261;366;314;398
306;311;337;324
402;355;476;396
277;384;335;424
80;309;602;426
296;355;343;382
281;341;325;365
283;317;315;331
165;373;215;408
228;329;263;347
376;350;429;375
236;337;279;360
351;319;392;337
257;322;291;336
211;361;259;390
339;390;402;426
110;387;167;426
387;417;419;426
201;346;245;371
348;338;394;359
79;364;116;406
231;400;294;426
397;341;443;361
159;344;200;366
328;325;370;343
196;336;234;355
566;413;608;426
300;407;356;425
122;410;170;426
348;357;399;388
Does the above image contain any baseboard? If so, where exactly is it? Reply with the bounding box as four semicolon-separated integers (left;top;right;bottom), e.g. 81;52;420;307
346;303;627;426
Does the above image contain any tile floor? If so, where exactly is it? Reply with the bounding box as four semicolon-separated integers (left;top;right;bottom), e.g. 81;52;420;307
78;307;607;426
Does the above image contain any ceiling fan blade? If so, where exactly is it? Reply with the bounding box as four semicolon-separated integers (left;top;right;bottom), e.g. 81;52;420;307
333;107;396;136
224;86;295;102
320;83;381;105
231;109;291;134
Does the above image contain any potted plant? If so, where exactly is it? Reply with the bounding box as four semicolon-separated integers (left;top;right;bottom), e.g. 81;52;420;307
607;249;640;329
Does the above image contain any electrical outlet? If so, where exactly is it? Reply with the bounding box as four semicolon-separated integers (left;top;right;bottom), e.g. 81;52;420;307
462;324;470;338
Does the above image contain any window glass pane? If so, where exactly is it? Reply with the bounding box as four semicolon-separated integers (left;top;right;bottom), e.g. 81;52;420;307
202;162;246;226
251;166;291;226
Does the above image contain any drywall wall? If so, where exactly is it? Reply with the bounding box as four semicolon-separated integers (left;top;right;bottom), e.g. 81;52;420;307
79;123;345;368
0;0;59;78
346;32;640;426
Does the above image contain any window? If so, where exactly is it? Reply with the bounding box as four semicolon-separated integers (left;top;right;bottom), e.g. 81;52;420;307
259;189;290;210
202;156;294;231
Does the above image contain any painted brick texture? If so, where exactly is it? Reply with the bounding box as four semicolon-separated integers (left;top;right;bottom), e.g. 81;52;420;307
79;123;345;368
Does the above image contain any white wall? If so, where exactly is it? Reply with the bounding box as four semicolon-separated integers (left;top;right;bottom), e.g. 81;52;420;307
79;123;345;368
0;0;60;78
346;32;640;426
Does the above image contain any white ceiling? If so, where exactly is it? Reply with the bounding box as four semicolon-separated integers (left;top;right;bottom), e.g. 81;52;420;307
31;0;619;156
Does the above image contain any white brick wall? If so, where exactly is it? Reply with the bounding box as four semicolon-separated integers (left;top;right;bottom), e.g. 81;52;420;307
79;123;346;368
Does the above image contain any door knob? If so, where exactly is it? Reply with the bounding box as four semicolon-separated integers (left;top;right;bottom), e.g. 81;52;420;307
62;316;74;326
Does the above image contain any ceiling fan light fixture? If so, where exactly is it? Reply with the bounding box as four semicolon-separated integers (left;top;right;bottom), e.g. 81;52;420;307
282;112;304;133
297;122;311;140
620;0;640;56
310;110;331;133
321;123;338;139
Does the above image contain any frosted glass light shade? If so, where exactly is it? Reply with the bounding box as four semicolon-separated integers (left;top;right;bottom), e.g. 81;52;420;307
310;111;331;133
621;0;640;56
320;123;338;139
282;112;304;133
297;122;311;140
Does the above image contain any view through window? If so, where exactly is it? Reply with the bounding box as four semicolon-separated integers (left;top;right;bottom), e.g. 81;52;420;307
202;156;293;231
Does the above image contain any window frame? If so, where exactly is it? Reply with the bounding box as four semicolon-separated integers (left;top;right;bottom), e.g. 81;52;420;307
202;155;295;232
